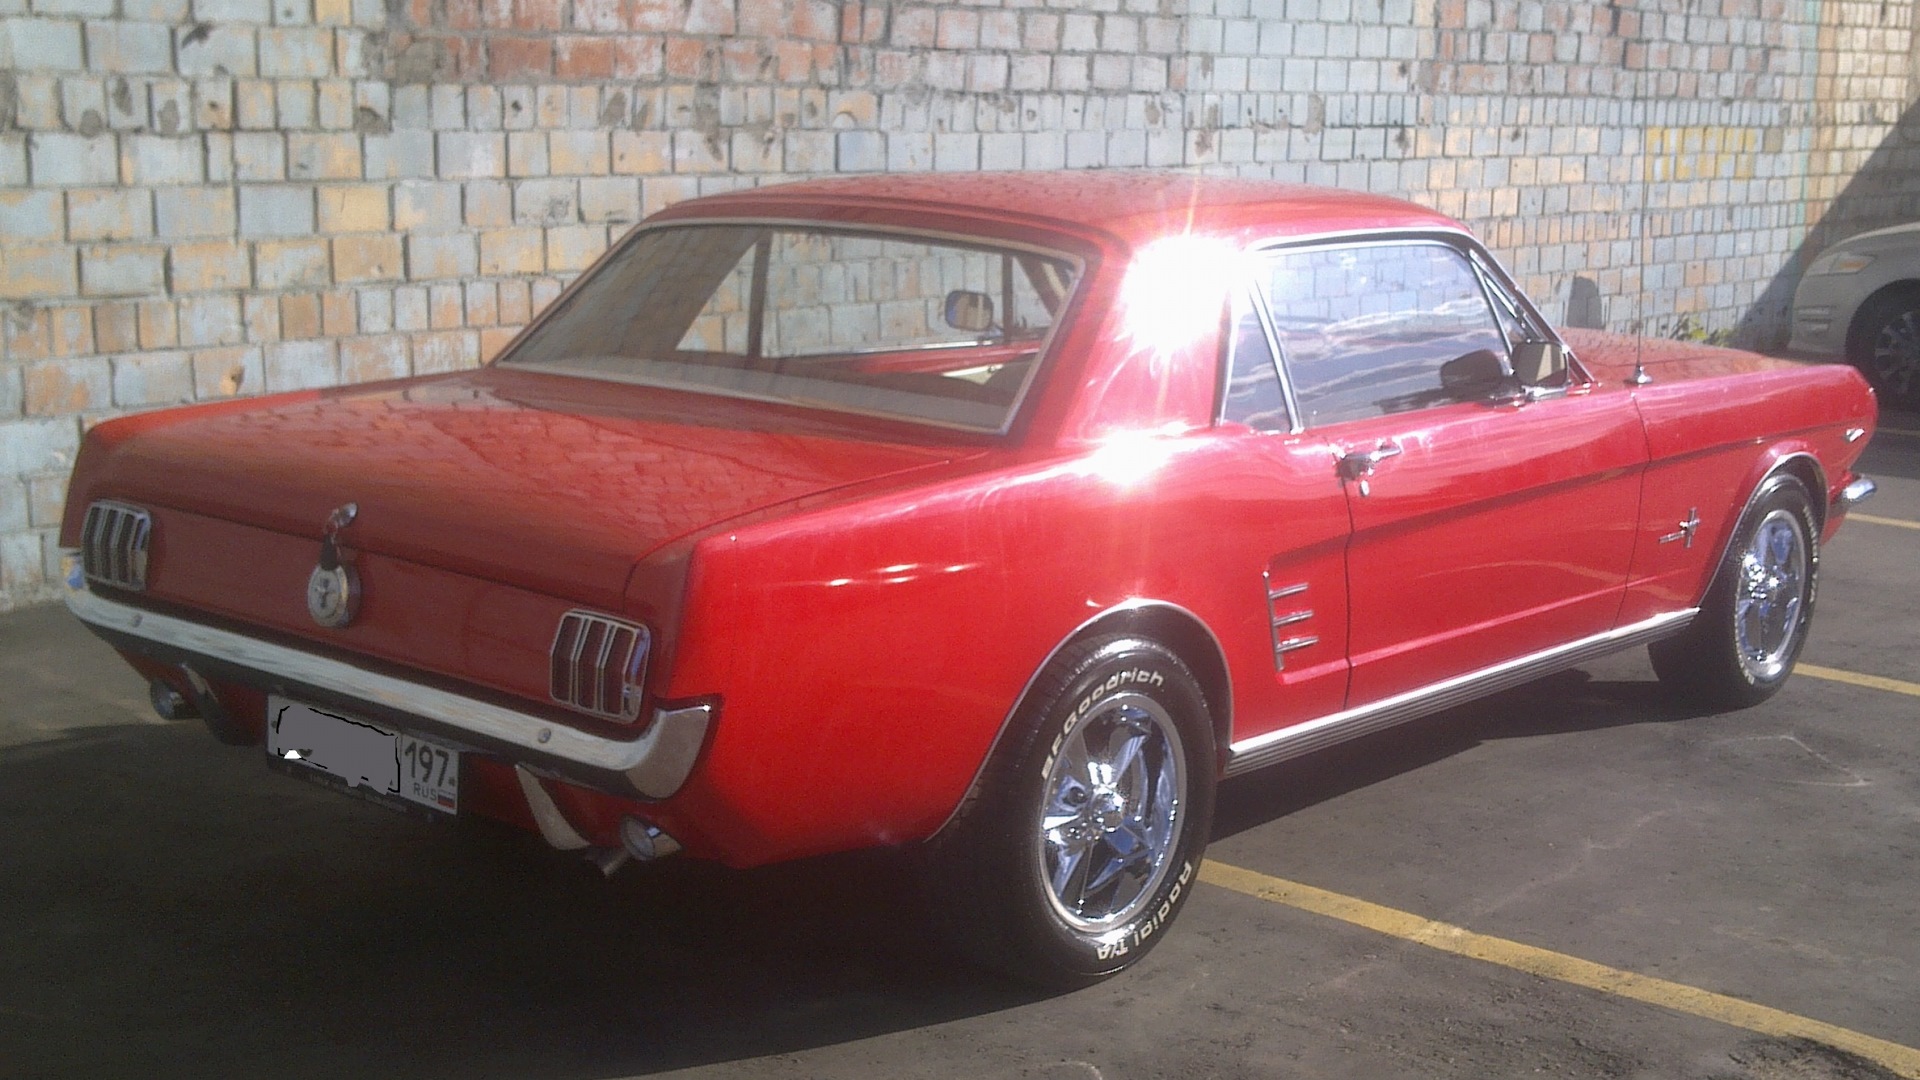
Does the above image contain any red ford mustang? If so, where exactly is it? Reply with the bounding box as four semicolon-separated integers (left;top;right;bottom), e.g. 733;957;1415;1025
62;172;1878;984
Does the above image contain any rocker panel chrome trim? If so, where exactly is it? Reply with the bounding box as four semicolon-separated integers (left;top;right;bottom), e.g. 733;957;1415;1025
65;586;711;800
1224;609;1697;777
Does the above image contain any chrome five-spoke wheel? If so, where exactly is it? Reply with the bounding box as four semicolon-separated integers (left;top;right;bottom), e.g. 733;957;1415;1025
924;635;1214;986
1037;692;1186;932
1734;508;1808;684
1650;476;1818;710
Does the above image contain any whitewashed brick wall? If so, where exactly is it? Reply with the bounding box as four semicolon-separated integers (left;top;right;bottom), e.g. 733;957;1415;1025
1;0;1917;610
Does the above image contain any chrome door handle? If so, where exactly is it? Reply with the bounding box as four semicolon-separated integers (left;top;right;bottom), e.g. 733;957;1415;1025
1337;442;1402;497
1337;442;1403;480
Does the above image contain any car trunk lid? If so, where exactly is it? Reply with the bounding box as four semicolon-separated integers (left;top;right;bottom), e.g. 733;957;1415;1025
85;368;978;609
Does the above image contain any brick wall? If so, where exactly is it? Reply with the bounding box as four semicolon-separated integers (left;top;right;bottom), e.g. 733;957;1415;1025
2;0;1917;611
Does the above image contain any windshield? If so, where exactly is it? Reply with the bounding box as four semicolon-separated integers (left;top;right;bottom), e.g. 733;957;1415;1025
498;223;1081;432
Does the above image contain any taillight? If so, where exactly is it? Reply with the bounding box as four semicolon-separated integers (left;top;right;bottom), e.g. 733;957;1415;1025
81;501;152;591
548;610;651;723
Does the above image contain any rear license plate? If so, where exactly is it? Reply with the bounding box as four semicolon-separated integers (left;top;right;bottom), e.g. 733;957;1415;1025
265;697;460;816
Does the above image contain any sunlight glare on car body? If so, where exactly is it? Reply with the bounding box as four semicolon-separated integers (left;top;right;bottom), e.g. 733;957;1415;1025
1119;234;1256;358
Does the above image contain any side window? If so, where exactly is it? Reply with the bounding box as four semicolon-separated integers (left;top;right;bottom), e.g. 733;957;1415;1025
1262;242;1509;428
1221;289;1291;432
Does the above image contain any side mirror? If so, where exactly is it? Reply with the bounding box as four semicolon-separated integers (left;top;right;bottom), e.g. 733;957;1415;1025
1511;340;1568;386
944;290;995;334
1439;349;1515;399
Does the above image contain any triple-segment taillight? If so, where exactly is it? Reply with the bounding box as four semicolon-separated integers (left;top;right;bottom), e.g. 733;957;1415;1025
548;610;651;723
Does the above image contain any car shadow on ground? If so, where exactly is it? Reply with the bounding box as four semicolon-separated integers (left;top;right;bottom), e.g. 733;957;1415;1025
1211;667;1705;843
0;720;1047;1079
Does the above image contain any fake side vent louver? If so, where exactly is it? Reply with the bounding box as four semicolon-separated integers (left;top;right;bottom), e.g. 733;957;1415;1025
549;610;651;723
82;501;152;591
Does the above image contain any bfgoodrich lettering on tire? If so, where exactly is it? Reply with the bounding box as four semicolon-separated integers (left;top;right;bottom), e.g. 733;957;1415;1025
1650;474;1819;710
923;635;1215;987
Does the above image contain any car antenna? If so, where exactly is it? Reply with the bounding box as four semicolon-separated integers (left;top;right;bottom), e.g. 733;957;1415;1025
1630;107;1653;386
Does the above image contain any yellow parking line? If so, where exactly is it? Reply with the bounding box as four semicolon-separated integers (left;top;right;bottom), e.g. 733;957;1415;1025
1851;512;1920;531
1199;861;1920;1078
1797;663;1920;697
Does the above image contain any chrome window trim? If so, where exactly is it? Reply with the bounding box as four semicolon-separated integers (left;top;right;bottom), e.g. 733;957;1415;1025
64;584;710;800
1460;240;1564;350
1214;279;1306;435
1245;228;1582;428
1464;253;1522;373
1223;608;1698;777
491;217;1090;437
1246;225;1560;350
1249;233;1521;431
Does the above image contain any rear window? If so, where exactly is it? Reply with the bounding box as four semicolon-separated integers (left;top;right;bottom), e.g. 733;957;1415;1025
499;224;1080;432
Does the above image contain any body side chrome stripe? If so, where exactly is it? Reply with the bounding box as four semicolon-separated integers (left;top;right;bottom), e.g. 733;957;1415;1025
1223;608;1697;777
64;586;710;799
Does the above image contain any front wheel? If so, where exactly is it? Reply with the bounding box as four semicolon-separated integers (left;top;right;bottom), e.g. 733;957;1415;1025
923;635;1215;987
1649;476;1818;710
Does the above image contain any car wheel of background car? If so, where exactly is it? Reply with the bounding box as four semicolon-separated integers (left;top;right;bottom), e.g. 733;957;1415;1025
922;635;1215;987
1649;475;1818;710
1845;286;1920;405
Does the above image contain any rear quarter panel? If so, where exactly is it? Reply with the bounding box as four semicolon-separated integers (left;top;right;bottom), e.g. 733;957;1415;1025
642;432;1303;868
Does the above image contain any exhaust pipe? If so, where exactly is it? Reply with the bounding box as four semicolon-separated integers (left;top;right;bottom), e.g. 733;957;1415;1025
149;679;196;721
157;664;253;745
619;815;682;862
515;767;681;877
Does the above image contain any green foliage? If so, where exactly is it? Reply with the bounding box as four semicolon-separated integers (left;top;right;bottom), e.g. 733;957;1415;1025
1664;314;1736;347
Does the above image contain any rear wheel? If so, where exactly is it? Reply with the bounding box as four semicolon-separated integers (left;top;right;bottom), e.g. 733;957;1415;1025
1649;476;1818;710
1846;287;1920;405
923;635;1215;987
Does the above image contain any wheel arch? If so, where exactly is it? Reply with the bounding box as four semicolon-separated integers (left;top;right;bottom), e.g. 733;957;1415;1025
1088;602;1234;768
926;598;1234;844
1844;279;1920;356
1698;452;1825;608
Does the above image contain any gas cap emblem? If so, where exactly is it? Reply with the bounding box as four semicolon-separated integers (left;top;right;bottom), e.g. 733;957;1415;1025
306;503;360;629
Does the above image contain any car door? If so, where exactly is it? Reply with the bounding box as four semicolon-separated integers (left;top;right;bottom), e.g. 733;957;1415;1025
1260;236;1646;706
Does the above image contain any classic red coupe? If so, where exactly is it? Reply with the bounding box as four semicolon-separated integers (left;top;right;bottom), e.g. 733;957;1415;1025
62;173;1877;984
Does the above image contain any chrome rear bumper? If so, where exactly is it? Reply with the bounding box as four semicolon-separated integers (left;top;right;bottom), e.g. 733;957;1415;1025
65;585;710;800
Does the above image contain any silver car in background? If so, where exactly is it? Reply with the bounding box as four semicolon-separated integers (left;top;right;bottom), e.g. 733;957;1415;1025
1791;222;1920;405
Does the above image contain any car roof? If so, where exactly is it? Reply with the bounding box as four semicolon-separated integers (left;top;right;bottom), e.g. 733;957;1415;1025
657;170;1461;248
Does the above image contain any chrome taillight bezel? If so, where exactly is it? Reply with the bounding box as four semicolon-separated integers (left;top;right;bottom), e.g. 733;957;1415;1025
80;500;152;591
548;610;651;723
